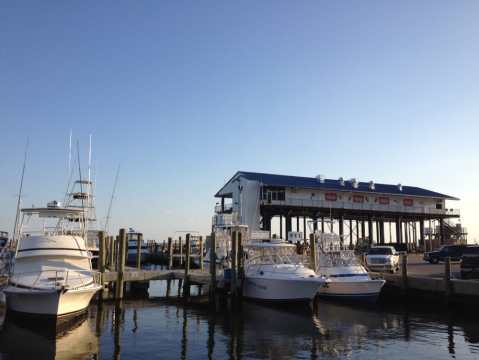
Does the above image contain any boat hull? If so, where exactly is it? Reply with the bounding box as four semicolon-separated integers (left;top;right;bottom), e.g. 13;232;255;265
317;279;385;303
4;285;101;317
243;277;325;302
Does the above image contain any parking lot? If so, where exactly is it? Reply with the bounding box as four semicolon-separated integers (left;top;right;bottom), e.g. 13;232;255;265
400;253;461;278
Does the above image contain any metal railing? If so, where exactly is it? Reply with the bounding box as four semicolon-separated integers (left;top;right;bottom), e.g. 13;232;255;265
261;198;460;216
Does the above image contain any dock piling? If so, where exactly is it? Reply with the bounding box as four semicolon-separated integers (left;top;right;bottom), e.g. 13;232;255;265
209;232;217;301
444;256;452;302
231;230;238;297
309;233;317;270
98;231;106;274
168;237;173;269
199;236;204;271
115;228;127;300
183;233;191;297
401;252;408;296
136;233;143;269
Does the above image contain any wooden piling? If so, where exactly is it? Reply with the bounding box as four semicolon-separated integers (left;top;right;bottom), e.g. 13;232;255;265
444;256;452;302
401;253;408;296
231;230;238;297
183;233;191;297
115;228;127;300
199;236;204;271
309;233;317;270
98;231;106;274
237;231;243;296
136;233;143;270
179;236;183;266
209;232;217;300
168;237;173;269
109;236;115;270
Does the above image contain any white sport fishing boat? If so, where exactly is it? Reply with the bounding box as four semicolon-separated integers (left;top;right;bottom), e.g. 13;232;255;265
4;198;102;317
243;233;327;302
316;232;385;303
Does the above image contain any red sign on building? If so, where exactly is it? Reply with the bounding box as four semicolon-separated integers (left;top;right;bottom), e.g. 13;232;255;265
325;193;337;201
378;197;390;205
403;198;414;206
352;195;364;203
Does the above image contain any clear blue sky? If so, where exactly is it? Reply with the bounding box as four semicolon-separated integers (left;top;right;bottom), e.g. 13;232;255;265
1;1;478;242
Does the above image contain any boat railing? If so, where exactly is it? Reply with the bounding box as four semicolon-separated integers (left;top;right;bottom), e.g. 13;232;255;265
244;253;308;273
10;269;101;290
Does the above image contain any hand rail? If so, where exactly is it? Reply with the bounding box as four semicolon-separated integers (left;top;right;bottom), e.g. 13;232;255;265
9;269;100;290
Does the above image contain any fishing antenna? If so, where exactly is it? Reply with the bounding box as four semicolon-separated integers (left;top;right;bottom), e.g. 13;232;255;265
104;164;120;234
12;138;29;244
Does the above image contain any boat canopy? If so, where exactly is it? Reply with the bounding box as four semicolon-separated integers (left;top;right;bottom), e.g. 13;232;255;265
21;207;86;219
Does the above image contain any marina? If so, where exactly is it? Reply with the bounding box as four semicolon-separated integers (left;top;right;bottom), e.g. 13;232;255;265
1;2;478;358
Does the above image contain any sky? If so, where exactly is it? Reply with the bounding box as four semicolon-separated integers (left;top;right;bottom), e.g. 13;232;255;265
1;1;478;242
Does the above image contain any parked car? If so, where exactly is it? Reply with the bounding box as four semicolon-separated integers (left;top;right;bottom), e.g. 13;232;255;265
423;245;469;264
460;246;479;279
365;246;400;273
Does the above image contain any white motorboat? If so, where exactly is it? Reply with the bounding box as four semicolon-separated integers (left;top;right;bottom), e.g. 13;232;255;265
4;202;102;317
243;236;327;302
316;233;385;303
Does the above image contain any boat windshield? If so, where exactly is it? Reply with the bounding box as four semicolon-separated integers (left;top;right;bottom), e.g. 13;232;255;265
245;246;305;266
319;250;361;268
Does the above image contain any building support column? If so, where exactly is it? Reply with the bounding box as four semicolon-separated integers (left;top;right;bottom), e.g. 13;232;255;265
286;215;292;240
303;216;307;240
349;219;353;248
404;221;409;251
296;216;300;232
339;214;344;246
439;218;445;245
262;215;271;232
420;220;425;252
361;221;365;242
379;220;385;244
279;216;283;239
396;218;402;244
368;217;374;246
321;216;325;233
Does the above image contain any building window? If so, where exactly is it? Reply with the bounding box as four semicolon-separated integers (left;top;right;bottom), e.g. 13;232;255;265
436;203;443;209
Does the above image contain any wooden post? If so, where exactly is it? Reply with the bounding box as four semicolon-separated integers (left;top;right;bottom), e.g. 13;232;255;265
179;236;183;266
183;233;191;297
209;232;217;300
136;233;142;270
401;252;408;296
115;229;127;300
199;236;204;271
231;230;238;297
237;231;243;296
309;233;317;271
98;231;106;274
109;236;115;270
445;256;452;302
168;237;173;269
113;235;120;271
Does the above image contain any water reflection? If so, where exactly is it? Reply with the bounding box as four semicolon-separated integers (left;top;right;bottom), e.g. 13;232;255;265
1;294;479;359
0;312;99;359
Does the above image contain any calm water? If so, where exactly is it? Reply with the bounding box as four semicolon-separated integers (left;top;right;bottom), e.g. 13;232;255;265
1;280;479;360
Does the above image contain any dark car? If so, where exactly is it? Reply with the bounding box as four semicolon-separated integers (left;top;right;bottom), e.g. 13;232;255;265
460;246;479;279
423;245;469;264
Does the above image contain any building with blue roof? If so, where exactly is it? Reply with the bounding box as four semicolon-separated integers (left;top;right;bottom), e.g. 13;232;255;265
214;171;464;248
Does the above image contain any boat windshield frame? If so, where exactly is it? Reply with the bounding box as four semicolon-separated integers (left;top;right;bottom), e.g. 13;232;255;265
244;243;306;268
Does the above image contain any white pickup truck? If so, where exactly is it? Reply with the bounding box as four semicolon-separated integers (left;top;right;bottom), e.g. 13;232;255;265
366;246;400;273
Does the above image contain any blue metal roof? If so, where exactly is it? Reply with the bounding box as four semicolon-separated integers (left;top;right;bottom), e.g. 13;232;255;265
215;171;459;200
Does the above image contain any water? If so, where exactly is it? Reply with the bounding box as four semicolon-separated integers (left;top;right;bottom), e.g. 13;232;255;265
1;280;479;360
